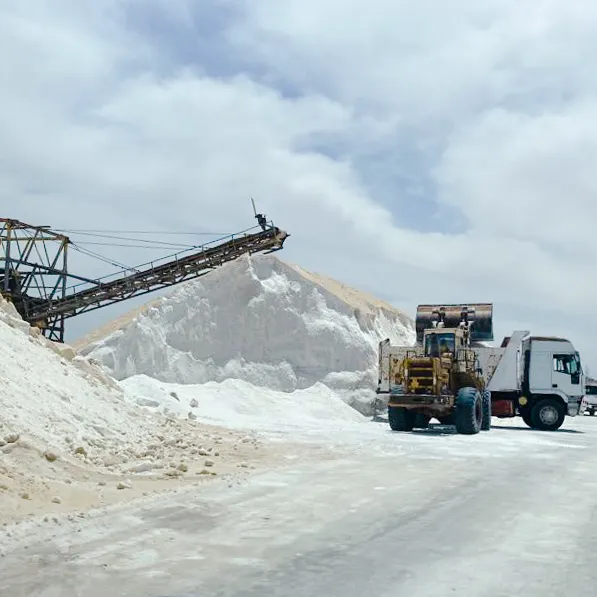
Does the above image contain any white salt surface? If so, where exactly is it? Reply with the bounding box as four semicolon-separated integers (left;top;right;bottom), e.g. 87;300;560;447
120;375;367;433
0;295;288;523
79;254;415;413
0;295;148;456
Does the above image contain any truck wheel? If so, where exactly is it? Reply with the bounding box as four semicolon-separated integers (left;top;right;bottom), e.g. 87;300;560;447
520;409;534;428
454;387;483;435
590;408;595;416
414;413;430;429
481;390;491;431
530;398;566;431
388;407;416;431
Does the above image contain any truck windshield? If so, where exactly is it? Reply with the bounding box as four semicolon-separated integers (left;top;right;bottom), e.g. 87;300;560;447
570;353;581;375
425;333;455;356
575;351;582;374
586;385;597;395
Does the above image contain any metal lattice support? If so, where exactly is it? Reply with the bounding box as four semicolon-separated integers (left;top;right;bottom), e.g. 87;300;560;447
0;215;289;343
0;218;72;342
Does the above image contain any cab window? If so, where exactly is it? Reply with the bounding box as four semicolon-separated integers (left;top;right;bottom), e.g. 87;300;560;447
425;333;455;356
553;354;571;374
553;353;581;384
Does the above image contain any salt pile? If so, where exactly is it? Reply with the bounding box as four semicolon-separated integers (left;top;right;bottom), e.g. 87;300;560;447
79;254;415;413
120;375;366;435
0;295;270;521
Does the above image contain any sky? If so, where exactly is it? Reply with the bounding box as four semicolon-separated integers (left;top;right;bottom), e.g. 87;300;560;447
2;0;597;373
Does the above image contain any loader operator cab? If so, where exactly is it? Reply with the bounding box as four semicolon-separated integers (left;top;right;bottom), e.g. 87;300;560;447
424;331;456;357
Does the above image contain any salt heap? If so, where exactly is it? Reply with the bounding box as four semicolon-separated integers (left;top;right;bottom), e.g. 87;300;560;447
0;294;236;473
0;293;296;522
79;255;415;413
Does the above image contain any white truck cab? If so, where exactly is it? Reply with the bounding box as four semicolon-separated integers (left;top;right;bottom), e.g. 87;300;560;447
478;333;586;429
525;337;584;415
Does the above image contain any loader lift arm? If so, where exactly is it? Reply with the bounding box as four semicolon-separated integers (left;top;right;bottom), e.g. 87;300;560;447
1;215;288;342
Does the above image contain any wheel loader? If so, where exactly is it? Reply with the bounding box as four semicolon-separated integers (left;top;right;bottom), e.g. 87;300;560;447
377;304;492;435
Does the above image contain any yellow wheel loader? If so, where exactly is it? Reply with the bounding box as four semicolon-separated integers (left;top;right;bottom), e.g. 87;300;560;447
377;304;493;435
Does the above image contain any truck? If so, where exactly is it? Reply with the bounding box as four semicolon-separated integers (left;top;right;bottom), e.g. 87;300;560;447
584;378;597;416
376;303;586;434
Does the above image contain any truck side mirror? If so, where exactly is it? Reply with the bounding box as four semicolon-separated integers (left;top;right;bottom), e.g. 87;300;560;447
571;372;580;385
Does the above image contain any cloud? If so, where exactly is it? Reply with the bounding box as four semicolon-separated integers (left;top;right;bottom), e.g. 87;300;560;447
229;1;597;116
435;103;597;250
1;0;596;369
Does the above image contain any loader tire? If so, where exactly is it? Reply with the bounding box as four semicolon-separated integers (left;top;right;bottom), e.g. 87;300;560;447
414;413;430;429
481;390;492;431
530;398;566;431
388;407;416;432
454;387;483;435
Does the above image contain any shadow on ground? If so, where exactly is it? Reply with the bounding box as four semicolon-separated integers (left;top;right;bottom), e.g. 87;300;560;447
489;425;583;434
378;422;584;436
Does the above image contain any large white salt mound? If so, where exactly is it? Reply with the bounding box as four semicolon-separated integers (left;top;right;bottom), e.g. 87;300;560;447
0;294;298;490
0;295;157;459
120;374;366;433
79;254;415;413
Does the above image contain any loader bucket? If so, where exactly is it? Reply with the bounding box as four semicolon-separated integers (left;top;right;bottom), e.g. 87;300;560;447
415;303;493;343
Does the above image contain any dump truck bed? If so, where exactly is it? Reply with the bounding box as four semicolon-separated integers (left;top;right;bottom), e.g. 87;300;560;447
473;330;529;392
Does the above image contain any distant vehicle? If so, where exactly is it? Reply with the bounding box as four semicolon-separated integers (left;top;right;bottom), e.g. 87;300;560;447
585;379;597;416
377;303;586;434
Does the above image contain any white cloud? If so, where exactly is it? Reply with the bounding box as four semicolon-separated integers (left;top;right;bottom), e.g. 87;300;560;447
435;102;597;250
1;0;597;368
230;1;597;117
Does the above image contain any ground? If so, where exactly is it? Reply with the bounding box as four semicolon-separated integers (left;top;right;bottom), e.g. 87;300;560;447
2;414;597;597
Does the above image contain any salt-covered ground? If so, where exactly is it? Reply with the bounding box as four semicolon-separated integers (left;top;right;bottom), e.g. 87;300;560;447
3;413;596;597
78;254;414;414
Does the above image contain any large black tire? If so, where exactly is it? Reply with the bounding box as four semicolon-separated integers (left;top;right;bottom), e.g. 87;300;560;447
414;413;430;429
481;390;491;431
520;409;534;428
388;407;416;431
530;398;566;431
454;387;483;435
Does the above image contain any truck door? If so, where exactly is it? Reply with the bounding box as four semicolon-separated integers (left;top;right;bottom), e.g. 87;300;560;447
528;349;552;392
552;353;580;396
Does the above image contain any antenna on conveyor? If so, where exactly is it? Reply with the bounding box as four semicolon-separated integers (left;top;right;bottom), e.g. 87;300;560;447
251;197;268;231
